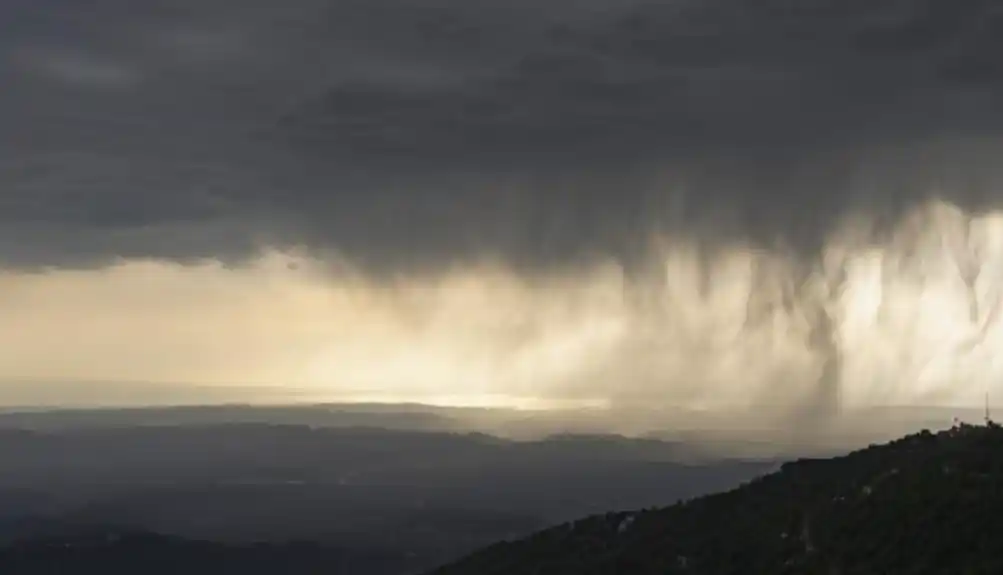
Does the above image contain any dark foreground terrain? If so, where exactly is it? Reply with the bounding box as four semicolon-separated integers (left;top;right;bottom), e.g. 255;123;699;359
4;421;1003;574
432;422;1003;575
0;406;775;574
0;532;414;575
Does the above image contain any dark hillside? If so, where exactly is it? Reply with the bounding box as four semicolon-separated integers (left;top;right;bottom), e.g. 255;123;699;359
429;423;1003;575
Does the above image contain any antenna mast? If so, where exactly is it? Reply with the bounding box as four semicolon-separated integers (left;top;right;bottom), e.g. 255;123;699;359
986;390;991;426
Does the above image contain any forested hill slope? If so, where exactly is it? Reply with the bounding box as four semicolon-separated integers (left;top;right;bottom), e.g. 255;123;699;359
429;423;1003;575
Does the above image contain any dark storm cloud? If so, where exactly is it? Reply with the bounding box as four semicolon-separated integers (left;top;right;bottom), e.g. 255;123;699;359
2;0;1003;274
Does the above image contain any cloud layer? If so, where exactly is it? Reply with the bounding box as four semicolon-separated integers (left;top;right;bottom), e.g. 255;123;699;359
2;0;1003;273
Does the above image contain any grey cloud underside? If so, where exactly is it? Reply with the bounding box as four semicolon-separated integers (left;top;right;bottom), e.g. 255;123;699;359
2;0;1003;273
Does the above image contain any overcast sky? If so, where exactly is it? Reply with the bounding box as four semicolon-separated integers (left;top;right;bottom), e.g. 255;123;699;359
2;0;1003;420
